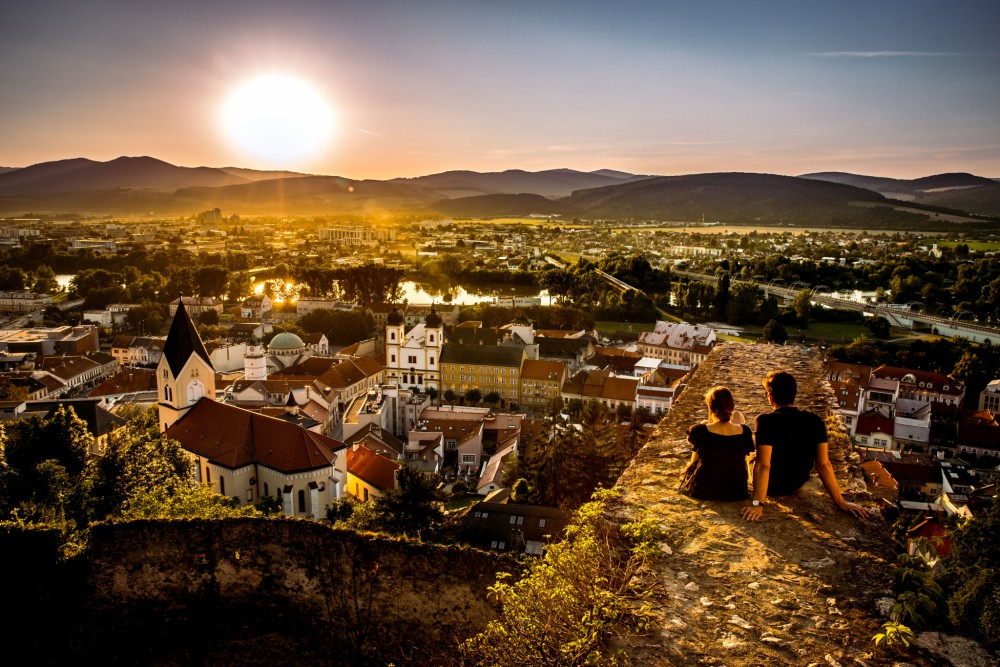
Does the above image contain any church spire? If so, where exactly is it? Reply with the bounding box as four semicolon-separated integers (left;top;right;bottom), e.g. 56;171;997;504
163;297;213;377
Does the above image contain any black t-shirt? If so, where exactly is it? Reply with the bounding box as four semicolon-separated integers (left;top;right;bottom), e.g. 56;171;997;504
754;407;827;496
686;423;755;501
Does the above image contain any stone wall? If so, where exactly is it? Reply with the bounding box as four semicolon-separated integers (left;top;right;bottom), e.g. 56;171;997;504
613;342;940;666
5;518;518;666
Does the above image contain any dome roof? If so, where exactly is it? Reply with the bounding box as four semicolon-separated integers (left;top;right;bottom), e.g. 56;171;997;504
425;304;442;328
387;305;404;326
269;331;305;351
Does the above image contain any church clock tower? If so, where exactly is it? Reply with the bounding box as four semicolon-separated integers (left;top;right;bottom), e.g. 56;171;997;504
157;299;216;432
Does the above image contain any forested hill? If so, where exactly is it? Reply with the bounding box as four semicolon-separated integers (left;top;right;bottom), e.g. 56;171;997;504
427;172;960;228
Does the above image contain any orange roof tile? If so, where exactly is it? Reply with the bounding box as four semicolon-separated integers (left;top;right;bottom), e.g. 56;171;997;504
166;398;346;473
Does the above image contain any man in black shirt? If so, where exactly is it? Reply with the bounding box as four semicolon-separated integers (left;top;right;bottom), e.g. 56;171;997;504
742;370;868;521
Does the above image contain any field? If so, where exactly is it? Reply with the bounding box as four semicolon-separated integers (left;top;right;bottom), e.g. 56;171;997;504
932;240;1000;251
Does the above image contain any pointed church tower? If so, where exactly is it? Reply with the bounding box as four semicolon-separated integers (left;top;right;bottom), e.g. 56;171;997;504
244;340;267;381
157;299;216;432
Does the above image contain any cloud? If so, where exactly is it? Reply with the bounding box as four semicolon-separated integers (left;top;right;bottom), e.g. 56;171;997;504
356;128;383;138
807;51;988;58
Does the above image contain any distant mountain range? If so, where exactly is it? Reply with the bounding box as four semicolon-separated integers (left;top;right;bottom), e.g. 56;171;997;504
0;156;997;225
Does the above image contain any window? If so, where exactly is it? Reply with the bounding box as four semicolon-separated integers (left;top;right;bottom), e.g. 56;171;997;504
219;475;225;495
391;354;396;363
191;367;199;377
162;368;168;378
246;489;253;502
509;515;524;525
363;487;369;501
407;355;417;364
164;385;172;401
446;441;457;450
429;357;435;365
490;540;506;550
264;483;269;496
205;466;211;484
390;332;395;340
538;518;546;528
462;454;476;463
429;334;435;342
298;490;306;512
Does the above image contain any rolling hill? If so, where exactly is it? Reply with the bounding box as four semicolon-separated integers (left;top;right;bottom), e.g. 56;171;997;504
390;168;650;198
0;156;249;194
800;171;1000;216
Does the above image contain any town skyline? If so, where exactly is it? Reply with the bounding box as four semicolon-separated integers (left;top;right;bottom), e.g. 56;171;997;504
2;0;999;180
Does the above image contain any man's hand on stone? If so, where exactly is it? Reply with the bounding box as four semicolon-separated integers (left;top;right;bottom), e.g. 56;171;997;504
741;504;763;521
837;500;869;519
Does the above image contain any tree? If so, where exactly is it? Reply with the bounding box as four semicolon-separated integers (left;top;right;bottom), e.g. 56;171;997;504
443;389;456;404
762;319;788;344
31;264;58;293
193;265;229;299
726;282;765;325
356;466;443;536
426;387;438;404
88;405;192;521
0;406;95;531
713;271;731;320
466;388;483;405
791;289;812;326
945;499;1000;647
868;316;891;339
461;490;663;666
484;391;501;406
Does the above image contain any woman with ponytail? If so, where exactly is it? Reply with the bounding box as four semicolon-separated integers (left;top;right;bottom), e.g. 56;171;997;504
678;386;755;501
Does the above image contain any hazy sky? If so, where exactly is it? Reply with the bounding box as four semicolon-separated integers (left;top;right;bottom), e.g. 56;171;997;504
2;0;998;179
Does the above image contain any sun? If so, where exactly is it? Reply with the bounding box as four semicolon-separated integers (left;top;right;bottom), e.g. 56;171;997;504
221;74;334;166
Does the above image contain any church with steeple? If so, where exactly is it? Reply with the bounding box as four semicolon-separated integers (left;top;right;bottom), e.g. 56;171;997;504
384;302;442;390
157;299;216;432
156;300;348;517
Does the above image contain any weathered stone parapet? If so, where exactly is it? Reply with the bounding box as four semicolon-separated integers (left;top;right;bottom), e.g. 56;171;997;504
615;342;936;666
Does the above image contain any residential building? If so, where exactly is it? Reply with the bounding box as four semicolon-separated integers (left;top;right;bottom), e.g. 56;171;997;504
439;344;524;407
0;325;99;356
871;365;965;407
0;291;52;312
518;359;567;412
346;444;400;502
636;321;716;370
168;296;224;317
979;379;1000;414
459;500;570;555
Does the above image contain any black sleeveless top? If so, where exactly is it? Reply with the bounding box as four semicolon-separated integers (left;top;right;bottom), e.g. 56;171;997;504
686;423;755;501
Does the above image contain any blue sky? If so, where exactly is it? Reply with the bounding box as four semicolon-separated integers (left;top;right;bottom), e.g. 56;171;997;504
2;0;998;178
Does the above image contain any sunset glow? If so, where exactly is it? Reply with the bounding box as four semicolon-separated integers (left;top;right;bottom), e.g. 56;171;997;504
221;74;334;167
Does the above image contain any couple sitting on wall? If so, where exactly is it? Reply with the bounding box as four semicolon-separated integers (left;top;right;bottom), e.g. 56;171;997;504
680;370;869;521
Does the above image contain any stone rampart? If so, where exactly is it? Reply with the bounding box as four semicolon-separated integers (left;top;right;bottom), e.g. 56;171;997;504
614;342;933;666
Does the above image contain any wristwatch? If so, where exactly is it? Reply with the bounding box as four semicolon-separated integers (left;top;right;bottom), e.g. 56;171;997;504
751;500;761;507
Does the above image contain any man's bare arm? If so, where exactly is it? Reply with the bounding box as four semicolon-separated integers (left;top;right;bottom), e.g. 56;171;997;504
741;445;771;521
815;442;869;518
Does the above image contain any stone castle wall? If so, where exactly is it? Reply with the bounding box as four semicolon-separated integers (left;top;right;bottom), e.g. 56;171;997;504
5;519;519;666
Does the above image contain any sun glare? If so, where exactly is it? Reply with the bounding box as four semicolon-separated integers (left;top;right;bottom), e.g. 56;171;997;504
221;74;334;166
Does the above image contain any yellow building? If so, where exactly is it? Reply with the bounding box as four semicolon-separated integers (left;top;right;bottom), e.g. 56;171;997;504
439;344;524;407
518;359;567;411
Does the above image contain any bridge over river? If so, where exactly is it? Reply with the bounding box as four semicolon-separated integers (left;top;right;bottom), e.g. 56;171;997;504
670;268;1000;343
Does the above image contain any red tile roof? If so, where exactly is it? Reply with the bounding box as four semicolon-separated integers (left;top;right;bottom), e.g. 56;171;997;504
346;445;400;492
166;398;346;473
